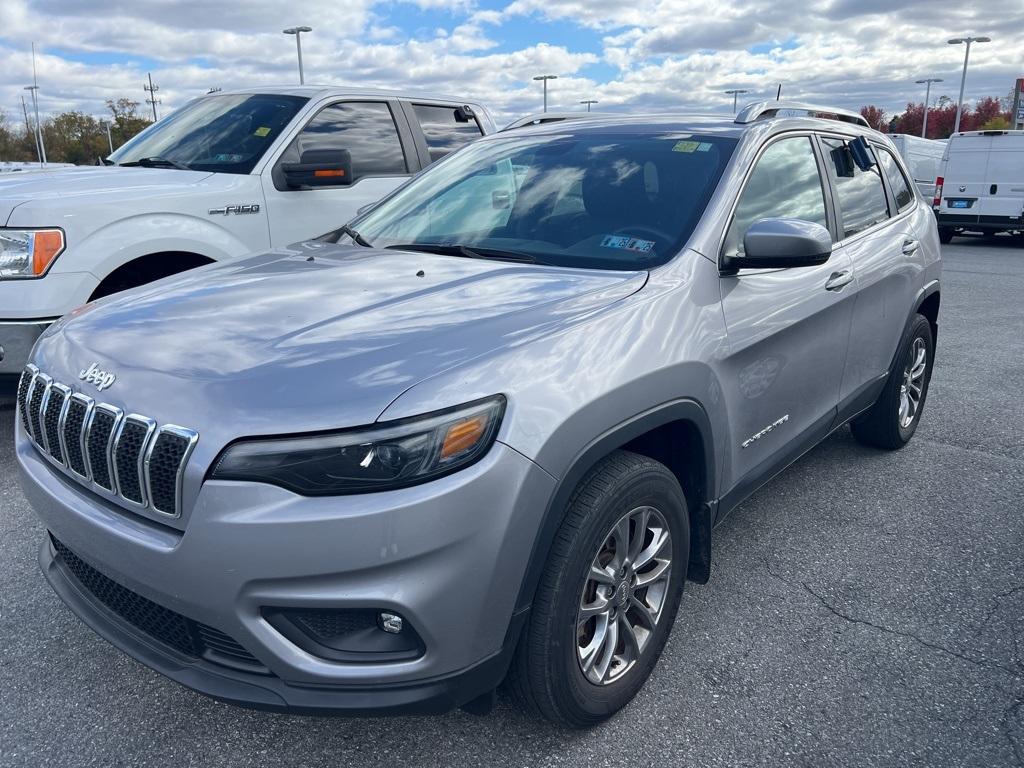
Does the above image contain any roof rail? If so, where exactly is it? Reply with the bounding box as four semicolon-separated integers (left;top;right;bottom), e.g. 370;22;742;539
735;100;870;129
501;112;609;131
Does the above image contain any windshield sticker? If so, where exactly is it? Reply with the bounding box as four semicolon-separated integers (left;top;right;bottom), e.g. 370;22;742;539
254;126;272;137
601;235;656;253
672;140;700;153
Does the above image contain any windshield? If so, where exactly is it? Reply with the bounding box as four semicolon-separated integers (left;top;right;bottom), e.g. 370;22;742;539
109;94;309;174
351;129;737;270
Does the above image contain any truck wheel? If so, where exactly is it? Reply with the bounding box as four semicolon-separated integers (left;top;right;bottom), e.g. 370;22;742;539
508;450;689;727
851;314;934;450
938;227;955;244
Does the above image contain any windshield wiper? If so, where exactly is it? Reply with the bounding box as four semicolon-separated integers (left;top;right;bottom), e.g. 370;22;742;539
97;156;116;166
318;224;373;247
385;243;540;264
118;156;192;171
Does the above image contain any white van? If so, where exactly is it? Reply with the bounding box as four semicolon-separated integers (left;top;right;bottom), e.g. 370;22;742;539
887;134;946;201
934;130;1024;243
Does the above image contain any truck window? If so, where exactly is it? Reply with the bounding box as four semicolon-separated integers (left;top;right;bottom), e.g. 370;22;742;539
822;137;889;238
281;102;408;181
724;136;828;256
411;104;483;164
877;148;914;210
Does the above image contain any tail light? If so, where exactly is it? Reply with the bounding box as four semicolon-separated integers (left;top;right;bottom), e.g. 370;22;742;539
932;176;944;208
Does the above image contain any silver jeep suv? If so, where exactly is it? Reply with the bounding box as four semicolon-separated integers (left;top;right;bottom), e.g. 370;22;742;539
15;101;940;727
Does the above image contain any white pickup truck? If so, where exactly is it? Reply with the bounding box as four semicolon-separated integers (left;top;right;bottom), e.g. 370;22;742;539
0;86;495;379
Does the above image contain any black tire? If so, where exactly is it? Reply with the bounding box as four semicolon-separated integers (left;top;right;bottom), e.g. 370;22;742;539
938;227;955;244
851;314;934;450
508;450;689;727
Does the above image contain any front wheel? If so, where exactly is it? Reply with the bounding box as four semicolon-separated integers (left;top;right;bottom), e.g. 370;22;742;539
851;314;934;450
508;450;689;727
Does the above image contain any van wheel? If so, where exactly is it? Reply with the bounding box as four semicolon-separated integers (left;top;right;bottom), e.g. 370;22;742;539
938;227;955;244
508;450;688;727
851;314;934;450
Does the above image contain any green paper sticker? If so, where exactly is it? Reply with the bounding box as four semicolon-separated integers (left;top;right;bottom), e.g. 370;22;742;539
254;126;271;137
672;140;699;153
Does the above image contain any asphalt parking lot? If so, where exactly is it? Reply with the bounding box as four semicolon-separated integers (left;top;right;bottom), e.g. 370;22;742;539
1;238;1022;767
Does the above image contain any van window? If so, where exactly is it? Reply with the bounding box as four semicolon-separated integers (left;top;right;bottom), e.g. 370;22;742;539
724;136;828;256
411;104;484;164
822;137;889;238
877;148;914;210
280;101;407;181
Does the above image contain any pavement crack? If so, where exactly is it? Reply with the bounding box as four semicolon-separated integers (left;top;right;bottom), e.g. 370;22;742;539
762;559;1020;677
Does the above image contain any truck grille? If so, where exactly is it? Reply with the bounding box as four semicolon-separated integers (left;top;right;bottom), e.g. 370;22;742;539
18;364;198;518
50;534;265;672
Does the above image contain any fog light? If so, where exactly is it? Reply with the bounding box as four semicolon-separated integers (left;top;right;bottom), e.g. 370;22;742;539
379;612;403;634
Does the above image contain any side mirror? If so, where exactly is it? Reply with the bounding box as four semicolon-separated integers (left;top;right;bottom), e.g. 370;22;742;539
725;218;832;271
282;148;353;189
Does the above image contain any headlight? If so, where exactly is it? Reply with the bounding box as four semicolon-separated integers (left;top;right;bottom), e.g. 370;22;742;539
210;395;506;495
0;228;65;278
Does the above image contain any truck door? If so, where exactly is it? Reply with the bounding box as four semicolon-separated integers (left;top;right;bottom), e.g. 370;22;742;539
261;100;419;246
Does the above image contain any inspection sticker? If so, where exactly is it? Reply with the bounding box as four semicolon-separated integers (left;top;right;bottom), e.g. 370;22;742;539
601;235;656;253
673;140;713;153
254;126;272;137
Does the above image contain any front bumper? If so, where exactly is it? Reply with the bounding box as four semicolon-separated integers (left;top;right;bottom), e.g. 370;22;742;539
0;319;52;375
17;428;556;713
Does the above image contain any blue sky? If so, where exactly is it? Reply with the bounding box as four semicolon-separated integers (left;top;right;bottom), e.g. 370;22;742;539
0;0;1017;125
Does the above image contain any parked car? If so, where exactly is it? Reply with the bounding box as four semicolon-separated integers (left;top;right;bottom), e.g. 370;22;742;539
0;87;495;382
15;102;941;727
887;133;946;201
934;129;1024;243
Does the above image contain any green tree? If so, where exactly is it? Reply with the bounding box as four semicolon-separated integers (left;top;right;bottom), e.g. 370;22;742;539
105;98;151;148
42;111;109;165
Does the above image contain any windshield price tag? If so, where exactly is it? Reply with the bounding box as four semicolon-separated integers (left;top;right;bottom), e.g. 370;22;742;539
600;235;656;253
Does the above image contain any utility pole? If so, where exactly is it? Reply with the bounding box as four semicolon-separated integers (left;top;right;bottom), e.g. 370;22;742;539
533;74;558;113
915;78;943;138
724;89;750;114
776;83;783;100
21;94;42;164
580;99;599;112
28;42;46;164
103;120;114;154
144;72;161;122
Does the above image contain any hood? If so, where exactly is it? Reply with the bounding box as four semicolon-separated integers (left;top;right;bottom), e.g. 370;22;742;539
0;166;214;224
33;244;646;452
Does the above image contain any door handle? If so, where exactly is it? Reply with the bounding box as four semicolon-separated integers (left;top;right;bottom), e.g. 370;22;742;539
824;270;853;291
902;238;920;255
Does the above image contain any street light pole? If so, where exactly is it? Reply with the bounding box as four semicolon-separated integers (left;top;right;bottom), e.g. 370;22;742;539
580;99;599;112
915;78;943;138
724;89;750;114
283;26;313;85
948;36;991;134
533;74;558;113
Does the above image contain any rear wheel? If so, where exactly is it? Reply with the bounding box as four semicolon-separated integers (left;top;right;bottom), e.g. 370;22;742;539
508;450;688;727
851;314;934;450
938;227;955;244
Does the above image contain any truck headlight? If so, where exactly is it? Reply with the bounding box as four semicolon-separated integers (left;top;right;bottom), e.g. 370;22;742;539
209;396;506;495
0;228;65;278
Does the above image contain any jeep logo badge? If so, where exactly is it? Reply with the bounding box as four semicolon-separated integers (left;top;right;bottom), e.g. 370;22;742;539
79;362;116;391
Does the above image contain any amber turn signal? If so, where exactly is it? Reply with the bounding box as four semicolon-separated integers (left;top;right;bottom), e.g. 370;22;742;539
441;416;488;460
32;229;65;276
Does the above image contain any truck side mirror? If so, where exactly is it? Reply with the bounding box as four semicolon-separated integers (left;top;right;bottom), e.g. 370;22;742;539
282;148;353;189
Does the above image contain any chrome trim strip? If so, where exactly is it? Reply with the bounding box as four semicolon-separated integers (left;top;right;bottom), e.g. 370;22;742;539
48;382;73;465
65;392;95;482
33;373;53;454
112;414;157;509
143;425;199;518
18;363;39;435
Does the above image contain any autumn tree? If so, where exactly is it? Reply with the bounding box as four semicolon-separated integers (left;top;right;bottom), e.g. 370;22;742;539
860;105;888;132
105;97;151;148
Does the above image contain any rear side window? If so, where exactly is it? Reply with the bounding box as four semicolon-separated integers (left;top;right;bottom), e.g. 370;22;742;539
725;136;828;256
411;104;483;164
822;137;889;238
280;101;407;181
877;148;914;210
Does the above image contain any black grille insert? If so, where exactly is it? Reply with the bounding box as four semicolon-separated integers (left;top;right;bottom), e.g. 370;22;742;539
87;409;117;491
17;368;33;433
28;377;47;439
114;419;151;504
63;398;89;477
50;534;264;671
148;431;191;515
43;387;67;462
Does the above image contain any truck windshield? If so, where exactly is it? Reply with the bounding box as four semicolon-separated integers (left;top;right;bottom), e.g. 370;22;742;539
351;130;737;270
108;94;309;175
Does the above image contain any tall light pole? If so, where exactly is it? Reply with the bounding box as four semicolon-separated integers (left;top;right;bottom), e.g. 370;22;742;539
724;88;750;114
533;74;557;113
948;36;991;134
915;78;943;138
580;99;598;112
283;26;313;85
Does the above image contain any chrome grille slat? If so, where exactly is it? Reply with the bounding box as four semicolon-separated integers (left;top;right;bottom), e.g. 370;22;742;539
20;365;198;520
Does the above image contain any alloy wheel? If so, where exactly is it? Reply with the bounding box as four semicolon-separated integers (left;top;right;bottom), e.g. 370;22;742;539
899;336;928;429
576;506;673;686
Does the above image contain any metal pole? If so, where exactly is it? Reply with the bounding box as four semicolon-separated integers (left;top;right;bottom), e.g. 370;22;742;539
145;72;160;121
953;40;971;134
30;43;46;163
776;83;782;100
22;94;41;164
105;121;114;153
922;81;932;138
295;32;305;84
